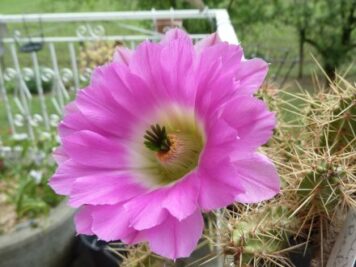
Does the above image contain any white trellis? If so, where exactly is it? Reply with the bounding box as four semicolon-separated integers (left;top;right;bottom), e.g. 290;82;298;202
0;9;238;144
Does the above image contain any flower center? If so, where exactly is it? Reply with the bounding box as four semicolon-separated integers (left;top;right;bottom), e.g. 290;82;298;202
132;105;205;188
143;124;203;186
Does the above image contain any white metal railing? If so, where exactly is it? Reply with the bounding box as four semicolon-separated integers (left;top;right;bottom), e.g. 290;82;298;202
0;9;238;144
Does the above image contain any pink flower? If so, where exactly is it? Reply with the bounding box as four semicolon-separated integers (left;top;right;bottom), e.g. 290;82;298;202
49;29;279;259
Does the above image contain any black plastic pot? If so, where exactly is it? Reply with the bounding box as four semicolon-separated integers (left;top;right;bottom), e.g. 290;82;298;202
288;238;313;267
69;235;123;267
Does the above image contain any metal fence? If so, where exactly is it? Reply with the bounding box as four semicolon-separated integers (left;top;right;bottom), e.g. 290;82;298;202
0;9;238;144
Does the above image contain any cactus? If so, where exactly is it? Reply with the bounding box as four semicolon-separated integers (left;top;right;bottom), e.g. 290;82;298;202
216;202;301;267
268;74;356;266
193;76;351;266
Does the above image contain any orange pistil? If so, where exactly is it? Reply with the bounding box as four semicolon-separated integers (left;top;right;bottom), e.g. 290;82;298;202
156;134;179;163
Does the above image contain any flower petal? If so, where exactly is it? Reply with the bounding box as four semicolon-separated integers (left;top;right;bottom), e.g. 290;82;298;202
234;153;280;203
160;37;195;104
113;46;133;65
235;58;268;96
160;28;192;44
194;42;243;115
222;96;276;155
91;204;136;241
75;85;135;138
139;211;204;259
49;159;104;195
52;146;68;164
162;172;200;221
194;32;221;52
198;159;244;210
58;102;100;138
62;130;127;169
129;41;166;100
68;173;146;207
124;190;169;231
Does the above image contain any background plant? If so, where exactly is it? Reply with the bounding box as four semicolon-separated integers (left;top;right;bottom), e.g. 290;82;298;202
0;130;62;234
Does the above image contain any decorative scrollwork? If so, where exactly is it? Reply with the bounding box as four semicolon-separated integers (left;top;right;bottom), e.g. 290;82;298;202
76;24;105;38
60;68;74;84
80;67;93;82
90;25;105;37
22;67;35;81
49;114;60;127
4;66;76;84
3;68;17;81
31;113;43;127
40;67;55;82
14;114;24;127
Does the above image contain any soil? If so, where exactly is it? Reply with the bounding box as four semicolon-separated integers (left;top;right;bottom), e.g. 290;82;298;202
0;192;17;234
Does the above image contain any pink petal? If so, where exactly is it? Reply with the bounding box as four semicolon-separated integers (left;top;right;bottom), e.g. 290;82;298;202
59;107;98;138
161;172;200;221
49;159;104;195
128;42;169;102
75;86;135;138
74;205;94;235
235;58;268;95
113;46;132;65
52;147;68;164
68;173;146;207
124;190;169;230
139;211;204;259
194;42;243;115
81;64;154;138
160;28;192;44
91;204;136;241
200;118;239;165
234;153;280;203
198;159;244;210
194;32;221;52
160;37;195;103
222;96;276;155
62;130;127;169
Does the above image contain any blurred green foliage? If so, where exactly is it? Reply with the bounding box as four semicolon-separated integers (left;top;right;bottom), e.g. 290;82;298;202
0;131;62;224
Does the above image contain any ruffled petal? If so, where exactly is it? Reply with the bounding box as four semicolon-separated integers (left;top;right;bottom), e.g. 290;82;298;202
160;28;192;44
194;42;243;115
91;204;136;241
68;173;146;207
161;172;200;221
124;190;169;231
235;58;268;96
62;130;128;169
160;37;195;104
129;41;167;101
113;46;133;65
58;106;99;138
194;32;221;52
234;153;280;203
49;159;105;195
52;146;69;164
136;211;204;259
198;159;244;210
200;118;238;165
222;96;276;156
75;85;135;138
